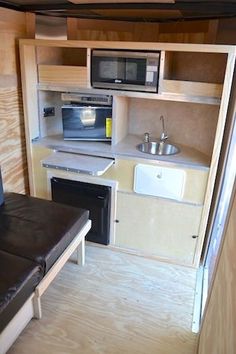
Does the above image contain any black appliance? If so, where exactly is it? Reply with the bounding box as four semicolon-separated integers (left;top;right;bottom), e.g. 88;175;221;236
51;177;111;245
61;94;112;141
91;49;160;92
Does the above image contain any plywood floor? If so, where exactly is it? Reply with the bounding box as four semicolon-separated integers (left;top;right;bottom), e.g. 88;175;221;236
8;245;198;354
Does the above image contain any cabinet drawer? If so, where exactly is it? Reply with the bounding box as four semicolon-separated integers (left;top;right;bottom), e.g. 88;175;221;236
115;192;202;266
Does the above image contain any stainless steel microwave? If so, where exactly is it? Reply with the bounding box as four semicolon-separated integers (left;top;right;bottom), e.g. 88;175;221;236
91;49;160;93
61;94;112;141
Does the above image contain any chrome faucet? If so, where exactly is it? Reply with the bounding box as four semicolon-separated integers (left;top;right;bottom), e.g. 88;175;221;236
160;115;168;142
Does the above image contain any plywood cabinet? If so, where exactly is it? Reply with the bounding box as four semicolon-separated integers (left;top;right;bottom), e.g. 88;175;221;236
29;149;207;266
32;41;229;105
19;39;236;267
115;192;202;265
107;158;206;265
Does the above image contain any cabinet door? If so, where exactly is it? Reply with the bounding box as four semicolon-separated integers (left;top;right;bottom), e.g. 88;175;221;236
115;192;202;266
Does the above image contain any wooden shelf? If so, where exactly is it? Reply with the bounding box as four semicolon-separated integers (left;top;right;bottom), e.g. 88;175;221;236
37;83;221;105
38;65;89;88
161;79;222;99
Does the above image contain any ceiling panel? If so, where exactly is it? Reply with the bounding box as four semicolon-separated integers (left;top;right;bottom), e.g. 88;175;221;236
68;0;174;3
0;0;236;22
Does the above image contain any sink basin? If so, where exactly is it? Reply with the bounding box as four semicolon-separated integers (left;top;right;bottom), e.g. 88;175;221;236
137;141;180;156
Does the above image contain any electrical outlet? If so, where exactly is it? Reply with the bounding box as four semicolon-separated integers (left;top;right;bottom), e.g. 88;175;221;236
43;107;55;117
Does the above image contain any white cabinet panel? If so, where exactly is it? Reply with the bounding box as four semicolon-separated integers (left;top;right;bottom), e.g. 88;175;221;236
115;192;202;266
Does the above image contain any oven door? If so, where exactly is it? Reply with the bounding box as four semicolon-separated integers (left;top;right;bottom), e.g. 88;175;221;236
62;105;112;141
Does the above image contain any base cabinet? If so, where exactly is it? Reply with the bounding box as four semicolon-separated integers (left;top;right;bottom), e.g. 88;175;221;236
115;192;202;266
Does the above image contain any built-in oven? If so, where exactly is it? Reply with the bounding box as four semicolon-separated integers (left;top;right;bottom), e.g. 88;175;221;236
61;94;112;141
51;177;111;245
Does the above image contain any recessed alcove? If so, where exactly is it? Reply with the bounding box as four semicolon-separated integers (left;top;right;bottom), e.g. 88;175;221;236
128;97;219;157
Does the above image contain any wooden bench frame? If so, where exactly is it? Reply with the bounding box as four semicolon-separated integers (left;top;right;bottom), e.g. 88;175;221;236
0;219;91;354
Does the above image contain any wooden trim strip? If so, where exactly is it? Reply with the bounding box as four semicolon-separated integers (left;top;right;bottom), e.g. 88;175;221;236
20;39;236;54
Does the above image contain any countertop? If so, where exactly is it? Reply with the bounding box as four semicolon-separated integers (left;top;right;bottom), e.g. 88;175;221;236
34;134;210;171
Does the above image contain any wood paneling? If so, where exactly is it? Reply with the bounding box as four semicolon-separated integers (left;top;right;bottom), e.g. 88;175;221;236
0;8;29;193
25;12;35;39
75;19;133;41
70;18;219;44
0;87;27;193
198;187;236;354
216;18;236;45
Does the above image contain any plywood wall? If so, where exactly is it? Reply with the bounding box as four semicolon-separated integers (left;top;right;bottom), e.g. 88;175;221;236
216;18;236;45
0;8;30;193
67;17;236;45
198;186;236;354
67;18;219;43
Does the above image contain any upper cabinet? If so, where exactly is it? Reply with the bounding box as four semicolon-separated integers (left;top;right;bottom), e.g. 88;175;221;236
20;40;235;104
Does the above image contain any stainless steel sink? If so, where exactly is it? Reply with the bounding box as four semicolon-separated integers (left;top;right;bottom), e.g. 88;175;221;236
137;141;180;156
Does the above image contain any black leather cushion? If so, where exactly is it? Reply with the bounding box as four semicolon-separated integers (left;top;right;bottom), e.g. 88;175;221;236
0;168;4;206
0;193;89;273
0;249;43;333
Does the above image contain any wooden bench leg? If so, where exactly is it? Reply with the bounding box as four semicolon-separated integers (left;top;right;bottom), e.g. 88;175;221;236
33;294;42;320
77;237;85;266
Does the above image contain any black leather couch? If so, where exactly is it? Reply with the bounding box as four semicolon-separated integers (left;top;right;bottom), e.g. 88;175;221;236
0;171;90;352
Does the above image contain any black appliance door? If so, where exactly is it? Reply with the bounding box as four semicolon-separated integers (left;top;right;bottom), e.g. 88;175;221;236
92;56;126;83
62;106;112;140
125;58;146;85
51;177;111;245
92;54;146;85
